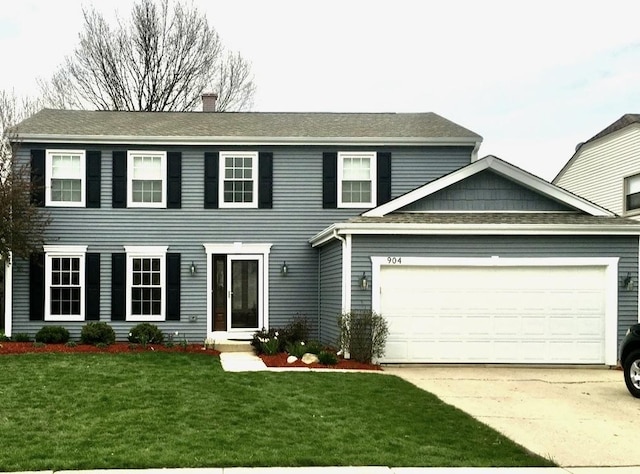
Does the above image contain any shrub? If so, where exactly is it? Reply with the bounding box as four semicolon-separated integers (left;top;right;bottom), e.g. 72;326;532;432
281;315;310;345
128;323;164;345
80;322;116;345
318;350;339;365
251;328;282;355
304;340;324;355
0;331;9;342
35;325;70;344
12;333;31;342
337;309;389;363
65;341;77;348
285;341;308;359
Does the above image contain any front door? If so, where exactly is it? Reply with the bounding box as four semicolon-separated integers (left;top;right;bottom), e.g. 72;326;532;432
228;255;262;331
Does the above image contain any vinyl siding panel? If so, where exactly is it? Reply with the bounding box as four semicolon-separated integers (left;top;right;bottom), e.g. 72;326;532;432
556;127;640;216
12;144;474;340
318;240;342;345
350;234;638;347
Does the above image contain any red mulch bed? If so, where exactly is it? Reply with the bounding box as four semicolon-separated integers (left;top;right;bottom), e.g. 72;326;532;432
259;352;381;371
0;341;220;356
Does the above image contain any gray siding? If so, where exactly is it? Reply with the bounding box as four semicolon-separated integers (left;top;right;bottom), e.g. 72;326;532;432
12;144;471;340
318;241;343;346
401;171;575;212
350;234;638;346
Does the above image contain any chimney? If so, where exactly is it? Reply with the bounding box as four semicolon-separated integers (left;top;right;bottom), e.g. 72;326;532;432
202;92;218;112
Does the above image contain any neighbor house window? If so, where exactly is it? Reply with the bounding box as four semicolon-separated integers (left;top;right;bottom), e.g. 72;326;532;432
127;151;167;208
46;150;86;206
338;152;377;208
625;174;640;213
125;246;167;321
44;245;87;321
219;151;258;208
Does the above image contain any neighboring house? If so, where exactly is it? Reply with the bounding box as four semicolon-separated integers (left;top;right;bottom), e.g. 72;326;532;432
554;114;640;218
6;108;640;365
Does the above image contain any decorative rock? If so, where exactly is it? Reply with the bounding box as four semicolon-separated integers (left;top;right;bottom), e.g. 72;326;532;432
302;353;319;364
287;355;298;364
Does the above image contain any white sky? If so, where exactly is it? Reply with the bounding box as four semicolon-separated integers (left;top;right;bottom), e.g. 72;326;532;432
2;0;640;180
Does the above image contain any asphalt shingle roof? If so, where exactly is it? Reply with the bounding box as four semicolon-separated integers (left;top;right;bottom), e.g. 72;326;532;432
13;109;482;142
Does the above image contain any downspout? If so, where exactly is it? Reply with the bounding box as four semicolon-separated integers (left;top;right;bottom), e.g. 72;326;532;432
332;229;348;312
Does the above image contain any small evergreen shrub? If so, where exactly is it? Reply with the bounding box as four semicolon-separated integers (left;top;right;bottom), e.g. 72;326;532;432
318;350;339;365
338;309;389;363
304;340;324;355
35;325;70;344
80;322;116;345
12;333;31;342
0;331;9;342
281;315;310;345
128;323;164;345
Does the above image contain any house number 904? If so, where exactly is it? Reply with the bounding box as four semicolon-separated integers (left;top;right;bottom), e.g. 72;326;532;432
387;257;402;264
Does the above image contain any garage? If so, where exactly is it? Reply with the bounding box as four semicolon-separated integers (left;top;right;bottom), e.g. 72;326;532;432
377;259;613;364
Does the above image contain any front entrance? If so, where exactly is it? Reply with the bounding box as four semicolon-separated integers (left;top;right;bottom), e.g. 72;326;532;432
211;253;264;334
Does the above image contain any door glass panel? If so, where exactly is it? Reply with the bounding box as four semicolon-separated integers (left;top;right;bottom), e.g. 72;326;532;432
231;259;259;329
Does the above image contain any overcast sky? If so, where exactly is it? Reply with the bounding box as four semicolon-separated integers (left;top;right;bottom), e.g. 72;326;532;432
2;0;640;180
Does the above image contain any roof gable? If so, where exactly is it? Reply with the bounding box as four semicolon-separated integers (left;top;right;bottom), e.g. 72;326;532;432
363;155;614;218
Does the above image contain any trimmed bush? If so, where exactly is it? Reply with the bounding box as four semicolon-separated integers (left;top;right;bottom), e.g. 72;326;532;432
12;333;31;342
281;315;310;345
318;350;339;365
338;309;389;363
128;323;164;345
80;322;116;345
35;326;70;344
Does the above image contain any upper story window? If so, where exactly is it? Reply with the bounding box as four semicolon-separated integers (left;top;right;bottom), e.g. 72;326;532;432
219;151;258;208
338;152;377;208
44;245;87;321
46;150;86;207
125;246;167;321
127;151;167;208
625;174;640;213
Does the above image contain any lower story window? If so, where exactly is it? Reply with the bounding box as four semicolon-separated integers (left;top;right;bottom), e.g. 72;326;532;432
125;246;167;321
44;245;87;321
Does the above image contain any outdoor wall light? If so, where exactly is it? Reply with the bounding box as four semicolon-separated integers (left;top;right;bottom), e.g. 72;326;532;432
190;261;197;276
360;272;369;290
281;261;289;276
623;272;634;291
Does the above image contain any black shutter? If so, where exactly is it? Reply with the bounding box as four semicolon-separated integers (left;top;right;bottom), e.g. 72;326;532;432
86;151;102;208
112;151;127;208
166;253;181;321
30;149;45;207
167;151;182;208
111;253;126;321
85;253;100;320
29;253;45;320
377;152;392;205
322;152;338;209
204;152;219;209
258;152;273;209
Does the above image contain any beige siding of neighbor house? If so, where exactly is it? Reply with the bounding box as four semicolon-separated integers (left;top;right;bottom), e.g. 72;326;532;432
556;125;640;217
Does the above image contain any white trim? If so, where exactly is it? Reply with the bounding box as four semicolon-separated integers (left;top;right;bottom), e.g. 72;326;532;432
4;253;12;337
124;245;168;322
45;149;86;207
127;150;167;208
203;242;272;337
219;151;259;208
363;156;614;218
337;152;377;208
343;234;352;312
227;254;264;331
370;256;620;365
43;245;88;322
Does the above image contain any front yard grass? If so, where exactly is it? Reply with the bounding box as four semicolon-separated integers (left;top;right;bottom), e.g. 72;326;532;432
0;352;553;470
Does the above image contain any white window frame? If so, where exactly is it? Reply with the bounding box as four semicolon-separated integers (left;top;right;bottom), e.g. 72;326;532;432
44;245;87;322
338;151;377;208
125;245;168;322
219;151;258;208
127;151;167;208
624;173;640;215
45;149;86;207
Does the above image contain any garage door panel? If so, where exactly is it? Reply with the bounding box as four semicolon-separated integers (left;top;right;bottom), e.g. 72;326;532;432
380;264;607;364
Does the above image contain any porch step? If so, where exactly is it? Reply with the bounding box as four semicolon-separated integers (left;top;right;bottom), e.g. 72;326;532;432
214;339;255;353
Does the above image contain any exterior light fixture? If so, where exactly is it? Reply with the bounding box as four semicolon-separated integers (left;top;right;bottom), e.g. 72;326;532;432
360;272;368;290
281;261;289;276
623;273;634;291
190;261;197;276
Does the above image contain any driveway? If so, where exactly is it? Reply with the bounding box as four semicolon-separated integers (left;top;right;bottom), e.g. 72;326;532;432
383;366;640;467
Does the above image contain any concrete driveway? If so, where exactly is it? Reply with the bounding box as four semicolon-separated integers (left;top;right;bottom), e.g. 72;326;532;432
383;366;640;468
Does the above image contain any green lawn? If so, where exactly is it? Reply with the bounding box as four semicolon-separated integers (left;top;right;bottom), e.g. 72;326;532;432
0;352;553;470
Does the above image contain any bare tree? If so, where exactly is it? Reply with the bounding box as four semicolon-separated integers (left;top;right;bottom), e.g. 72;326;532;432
0;90;50;262
39;0;255;112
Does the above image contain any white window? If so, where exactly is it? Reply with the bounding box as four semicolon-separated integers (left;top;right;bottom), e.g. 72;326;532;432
625;174;640;213
46;150;86;206
125;246;167;321
127;151;167;208
44;245;87;321
219;151;258;208
338;152;377;208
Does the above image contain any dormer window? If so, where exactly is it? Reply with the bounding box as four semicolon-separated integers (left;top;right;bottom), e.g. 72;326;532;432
624;174;640;213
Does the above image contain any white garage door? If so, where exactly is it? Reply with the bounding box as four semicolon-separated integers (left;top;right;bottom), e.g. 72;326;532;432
379;264;607;364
